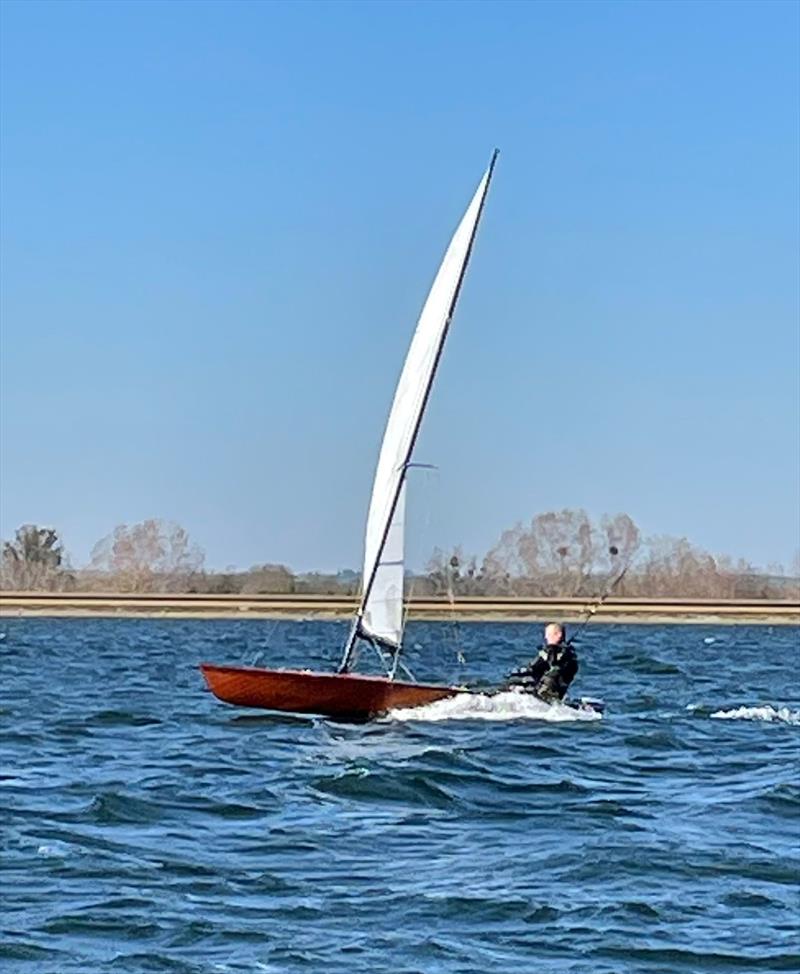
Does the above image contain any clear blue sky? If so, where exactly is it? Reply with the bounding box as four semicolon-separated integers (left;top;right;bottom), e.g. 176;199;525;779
1;0;798;573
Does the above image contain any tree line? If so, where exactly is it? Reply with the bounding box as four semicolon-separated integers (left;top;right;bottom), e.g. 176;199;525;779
2;513;798;599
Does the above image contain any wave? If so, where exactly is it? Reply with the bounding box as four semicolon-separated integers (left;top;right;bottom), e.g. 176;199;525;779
709;705;800;725
389;690;602;723
312;768;455;807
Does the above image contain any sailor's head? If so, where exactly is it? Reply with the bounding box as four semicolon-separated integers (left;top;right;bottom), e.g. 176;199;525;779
544;622;564;645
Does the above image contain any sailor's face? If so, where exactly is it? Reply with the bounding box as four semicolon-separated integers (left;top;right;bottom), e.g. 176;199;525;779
544;624;563;645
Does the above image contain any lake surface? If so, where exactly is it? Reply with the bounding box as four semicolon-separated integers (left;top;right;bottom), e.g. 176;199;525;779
2;618;798;973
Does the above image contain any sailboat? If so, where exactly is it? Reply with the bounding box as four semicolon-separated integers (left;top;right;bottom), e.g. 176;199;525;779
201;151;498;721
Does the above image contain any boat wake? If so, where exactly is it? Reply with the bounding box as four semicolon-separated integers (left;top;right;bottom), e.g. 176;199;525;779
389;690;602;723
709;705;800;726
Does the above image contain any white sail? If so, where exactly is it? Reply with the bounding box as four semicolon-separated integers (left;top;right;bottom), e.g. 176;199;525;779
358;154;497;651
361;480;405;646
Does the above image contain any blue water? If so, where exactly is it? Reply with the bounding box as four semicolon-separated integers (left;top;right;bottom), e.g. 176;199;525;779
1;619;798;973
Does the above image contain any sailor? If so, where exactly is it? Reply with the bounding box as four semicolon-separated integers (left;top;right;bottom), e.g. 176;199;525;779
506;622;578;704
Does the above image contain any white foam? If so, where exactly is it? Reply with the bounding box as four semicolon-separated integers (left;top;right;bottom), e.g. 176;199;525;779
710;705;800;726
389;690;602;723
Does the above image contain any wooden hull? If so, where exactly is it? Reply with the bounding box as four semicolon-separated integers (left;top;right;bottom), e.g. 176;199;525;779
199;664;461;721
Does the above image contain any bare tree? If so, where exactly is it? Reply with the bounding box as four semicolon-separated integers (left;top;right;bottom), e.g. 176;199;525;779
601;513;640;567
482;525;529;590
89;519;204;592
482;509;609;596
425;546;486;596
637;535;732;598
431;510;797;600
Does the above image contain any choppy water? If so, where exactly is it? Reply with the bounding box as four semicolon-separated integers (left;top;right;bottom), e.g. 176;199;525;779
1;619;799;973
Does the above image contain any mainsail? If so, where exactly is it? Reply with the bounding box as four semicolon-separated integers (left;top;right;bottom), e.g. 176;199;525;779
340;151;498;671
361;480;406;647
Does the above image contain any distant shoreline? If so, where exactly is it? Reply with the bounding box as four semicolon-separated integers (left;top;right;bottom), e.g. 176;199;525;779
1;592;797;625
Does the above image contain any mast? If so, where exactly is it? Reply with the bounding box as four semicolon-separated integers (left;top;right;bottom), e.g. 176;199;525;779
339;149;499;674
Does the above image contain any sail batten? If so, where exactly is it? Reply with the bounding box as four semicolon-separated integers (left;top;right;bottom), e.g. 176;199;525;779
340;152;498;673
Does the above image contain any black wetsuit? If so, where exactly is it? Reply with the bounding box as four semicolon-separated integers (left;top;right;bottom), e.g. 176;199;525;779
506;642;578;704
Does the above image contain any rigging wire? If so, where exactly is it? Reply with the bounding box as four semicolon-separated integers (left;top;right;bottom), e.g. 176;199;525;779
249;617;282;667
568;545;630;645
446;555;467;668
420;465;467;674
394;463;439;683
